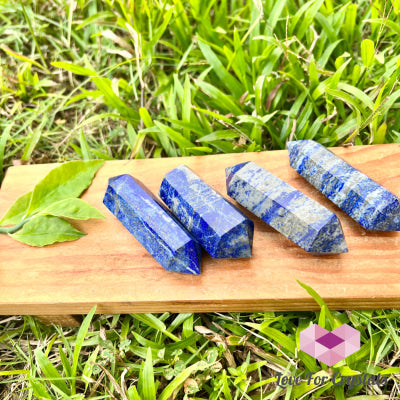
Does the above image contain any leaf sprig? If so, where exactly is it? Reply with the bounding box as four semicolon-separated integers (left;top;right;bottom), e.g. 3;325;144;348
0;160;105;246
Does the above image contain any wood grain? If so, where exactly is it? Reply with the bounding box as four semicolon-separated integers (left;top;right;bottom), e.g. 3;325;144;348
1;144;400;315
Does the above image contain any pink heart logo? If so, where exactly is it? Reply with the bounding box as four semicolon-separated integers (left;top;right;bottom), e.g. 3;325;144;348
300;324;360;366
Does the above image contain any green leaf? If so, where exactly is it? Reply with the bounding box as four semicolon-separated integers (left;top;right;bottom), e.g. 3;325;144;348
197;38;244;99
328;59;351;91
138;347;156;400
325;88;364;119
154;121;195;149
1;44;47;71
158;361;209;400
58;344;72;378
0;124;11;182
39;198;105;220
166;334;199;352
195;80;243;116
375;52;385;64
266;0;287;35
26;160;104;217
71;305;97;394
29;378;52;399
197;130;240;142
76;11;114;29
361;39;375;68
379;367;400;375
141;127;176;157
132;332;163;349
344;4;357;44
79;130;92;161
315;12;337;43
11;215;86;247
130;130;147;159
131;314;166;331
394;0;400;14
81;346;99;391
185;146;213;153
255;75;266;115
91;76;139;121
297;280;337;329
222;372;233;400
337;83;374;110
0;191;32;226
373;122;387;144
379;88;400;115
318;40;342;69
291;0;324;41
21;127;42;162
182;74;191;140
149;7;174;48
52;61;95;76
139;107;154;128
259;325;296;354
192;106;234;123
34;348;70;395
128;386;142;400
0;370;29;376
365;18;400;35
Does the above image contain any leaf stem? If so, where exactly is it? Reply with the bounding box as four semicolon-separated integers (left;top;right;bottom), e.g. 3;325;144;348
0;218;31;234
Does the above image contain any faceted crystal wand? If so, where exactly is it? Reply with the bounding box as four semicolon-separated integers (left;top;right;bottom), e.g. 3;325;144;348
288;140;400;231
226;161;347;254
103;174;202;274
159;165;254;258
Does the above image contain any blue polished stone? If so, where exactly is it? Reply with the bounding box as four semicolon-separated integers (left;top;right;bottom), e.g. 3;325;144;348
226;161;347;254
103;174;201;274
159;165;253;258
288;140;400;231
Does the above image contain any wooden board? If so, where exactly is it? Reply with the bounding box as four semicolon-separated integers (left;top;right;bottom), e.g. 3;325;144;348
1;144;400;316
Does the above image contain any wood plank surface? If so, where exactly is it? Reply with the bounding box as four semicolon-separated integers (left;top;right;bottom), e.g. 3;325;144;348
1;144;400;315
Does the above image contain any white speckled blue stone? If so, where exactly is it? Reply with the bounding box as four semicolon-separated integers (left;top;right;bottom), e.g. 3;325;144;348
226;161;347;254
159;165;254;258
103;174;202;274
288;140;400;231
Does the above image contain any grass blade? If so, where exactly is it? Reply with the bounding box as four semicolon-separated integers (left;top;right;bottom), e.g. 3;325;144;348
297;280;336;329
131;314;166;332
34;348;70;395
197;38;244;99
71;305;97;394
138;347;156;400
0;124;11;183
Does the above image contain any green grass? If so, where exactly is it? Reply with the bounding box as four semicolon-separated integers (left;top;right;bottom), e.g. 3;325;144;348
1;0;400;398
2;0;400;172
2;307;400;399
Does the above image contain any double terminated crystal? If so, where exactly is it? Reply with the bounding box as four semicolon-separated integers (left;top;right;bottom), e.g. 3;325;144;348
160;165;254;258
226;161;347;254
103;175;201;274
288;140;400;231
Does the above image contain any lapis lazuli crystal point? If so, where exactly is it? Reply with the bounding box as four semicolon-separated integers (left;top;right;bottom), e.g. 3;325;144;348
103;174;201;274
159;164;254;258
225;162;250;187
226;161;347;254
288;140;400;231
309;214;348;255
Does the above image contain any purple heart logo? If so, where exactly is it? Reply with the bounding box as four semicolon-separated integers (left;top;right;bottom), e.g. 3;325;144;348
300;324;360;366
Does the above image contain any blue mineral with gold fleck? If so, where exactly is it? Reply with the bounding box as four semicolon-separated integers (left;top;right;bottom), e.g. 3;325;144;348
288;140;400;231
159;165;253;258
103;174;201;274
226;161;347;254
